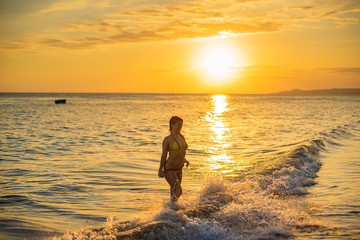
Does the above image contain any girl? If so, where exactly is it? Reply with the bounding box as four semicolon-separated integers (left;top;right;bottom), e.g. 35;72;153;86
158;116;189;202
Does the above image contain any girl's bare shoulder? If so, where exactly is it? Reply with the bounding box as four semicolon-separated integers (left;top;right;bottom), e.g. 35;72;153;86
163;135;172;143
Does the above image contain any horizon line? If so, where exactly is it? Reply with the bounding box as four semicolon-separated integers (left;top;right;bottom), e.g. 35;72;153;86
1;88;360;95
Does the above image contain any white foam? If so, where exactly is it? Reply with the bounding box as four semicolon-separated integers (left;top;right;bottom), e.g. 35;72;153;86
267;140;323;195
53;140;326;240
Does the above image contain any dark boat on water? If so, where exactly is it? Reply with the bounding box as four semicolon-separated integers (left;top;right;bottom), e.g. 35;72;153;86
55;99;66;104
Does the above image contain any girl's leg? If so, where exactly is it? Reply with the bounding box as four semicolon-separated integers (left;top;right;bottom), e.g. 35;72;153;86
175;170;183;198
177;170;183;184
165;171;182;202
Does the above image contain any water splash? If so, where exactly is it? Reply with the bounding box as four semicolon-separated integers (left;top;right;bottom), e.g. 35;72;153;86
53;139;325;239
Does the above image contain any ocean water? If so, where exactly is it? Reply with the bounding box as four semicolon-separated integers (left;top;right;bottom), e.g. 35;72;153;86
0;93;359;240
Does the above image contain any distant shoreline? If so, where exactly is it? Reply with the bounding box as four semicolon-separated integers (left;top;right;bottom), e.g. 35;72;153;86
275;88;360;95
0;88;360;95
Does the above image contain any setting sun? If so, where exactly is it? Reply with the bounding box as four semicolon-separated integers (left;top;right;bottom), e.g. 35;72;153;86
194;41;244;84
201;47;237;78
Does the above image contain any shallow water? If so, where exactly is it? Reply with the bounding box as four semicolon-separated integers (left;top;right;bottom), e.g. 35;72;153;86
305;132;360;239
0;93;359;239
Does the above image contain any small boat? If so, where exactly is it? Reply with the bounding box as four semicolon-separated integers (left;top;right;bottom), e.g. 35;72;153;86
55;99;66;104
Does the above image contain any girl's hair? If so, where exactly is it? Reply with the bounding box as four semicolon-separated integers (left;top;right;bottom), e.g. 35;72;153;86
169;116;185;139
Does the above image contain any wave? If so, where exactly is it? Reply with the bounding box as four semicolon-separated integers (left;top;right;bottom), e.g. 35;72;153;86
52;117;360;240
53;138;327;240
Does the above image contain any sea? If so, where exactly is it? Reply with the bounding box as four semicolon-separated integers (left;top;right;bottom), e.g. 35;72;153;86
0;93;359;240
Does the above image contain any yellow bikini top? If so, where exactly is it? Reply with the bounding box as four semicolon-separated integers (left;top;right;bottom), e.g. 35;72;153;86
172;135;188;151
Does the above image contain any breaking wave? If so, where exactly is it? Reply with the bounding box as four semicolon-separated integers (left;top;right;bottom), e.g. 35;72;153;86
53;139;326;240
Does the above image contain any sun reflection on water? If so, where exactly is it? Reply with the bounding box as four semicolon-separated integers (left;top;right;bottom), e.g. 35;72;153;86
212;95;228;114
205;95;230;145
205;95;234;174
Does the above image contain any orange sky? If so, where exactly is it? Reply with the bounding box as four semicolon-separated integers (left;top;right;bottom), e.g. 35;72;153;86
0;0;359;94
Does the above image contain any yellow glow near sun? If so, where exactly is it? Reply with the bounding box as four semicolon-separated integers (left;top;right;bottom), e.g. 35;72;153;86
201;47;236;78
195;41;243;84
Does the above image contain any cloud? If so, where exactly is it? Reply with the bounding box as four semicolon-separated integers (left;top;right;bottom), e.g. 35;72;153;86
289;6;314;11
64;20;125;33
39;0;88;13
2;0;360;51
41;38;96;49
0;39;31;50
196;22;281;35
287;1;360;18
318;67;360;74
40;19;281;49
37;0;283;49
41;29;169;49
0;0;58;17
322;8;360;17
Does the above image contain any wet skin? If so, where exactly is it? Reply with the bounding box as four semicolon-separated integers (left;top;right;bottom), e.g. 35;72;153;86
158;121;189;201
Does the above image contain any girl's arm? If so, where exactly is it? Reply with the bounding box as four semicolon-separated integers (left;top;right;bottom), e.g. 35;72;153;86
184;157;189;167
158;138;168;177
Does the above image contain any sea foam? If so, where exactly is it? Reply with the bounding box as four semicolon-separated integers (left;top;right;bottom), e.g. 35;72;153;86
54;140;325;240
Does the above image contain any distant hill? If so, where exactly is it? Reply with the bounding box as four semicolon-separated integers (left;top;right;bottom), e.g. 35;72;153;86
276;88;360;95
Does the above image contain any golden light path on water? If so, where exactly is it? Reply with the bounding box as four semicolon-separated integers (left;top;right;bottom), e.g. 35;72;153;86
204;95;234;175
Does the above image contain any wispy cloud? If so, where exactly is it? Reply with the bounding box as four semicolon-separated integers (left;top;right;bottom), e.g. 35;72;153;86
39;0;88;13
0;39;31;50
318;67;360;74
1;0;360;50
322;8;360;17
38;0;284;49
63;20;125;33
41;20;281;49
289;0;360;19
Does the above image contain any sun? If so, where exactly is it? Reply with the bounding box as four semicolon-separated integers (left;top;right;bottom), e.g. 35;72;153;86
195;42;242;84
